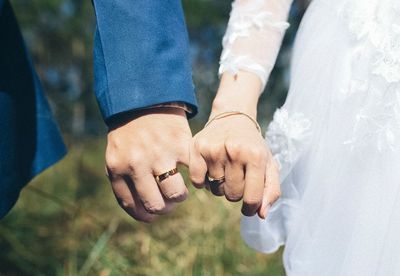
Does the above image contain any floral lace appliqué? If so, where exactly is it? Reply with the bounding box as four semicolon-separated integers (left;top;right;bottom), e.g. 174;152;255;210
338;0;400;83
266;108;311;179
338;0;400;151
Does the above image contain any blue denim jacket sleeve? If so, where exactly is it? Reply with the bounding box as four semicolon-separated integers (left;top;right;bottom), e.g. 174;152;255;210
92;1;198;124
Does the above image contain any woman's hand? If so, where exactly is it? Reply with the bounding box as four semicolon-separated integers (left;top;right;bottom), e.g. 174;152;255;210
189;72;281;219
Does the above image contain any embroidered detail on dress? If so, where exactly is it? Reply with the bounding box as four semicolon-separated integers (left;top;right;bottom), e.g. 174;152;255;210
338;1;400;83
343;90;400;152
337;0;400;151
266;108;311;176
371;23;400;83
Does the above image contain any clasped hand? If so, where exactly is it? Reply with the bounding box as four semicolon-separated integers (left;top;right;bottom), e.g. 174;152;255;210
105;107;281;222
190;111;281;219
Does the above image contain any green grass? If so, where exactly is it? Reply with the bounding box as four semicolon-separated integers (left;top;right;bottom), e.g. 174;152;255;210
0;139;284;276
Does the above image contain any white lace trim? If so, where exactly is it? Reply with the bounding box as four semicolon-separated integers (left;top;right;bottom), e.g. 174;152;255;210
218;51;273;83
266;108;312;179
219;0;290;88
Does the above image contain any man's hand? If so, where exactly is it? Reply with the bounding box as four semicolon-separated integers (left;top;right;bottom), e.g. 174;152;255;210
105;108;191;222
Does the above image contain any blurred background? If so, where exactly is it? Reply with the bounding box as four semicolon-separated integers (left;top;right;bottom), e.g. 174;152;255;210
0;0;308;275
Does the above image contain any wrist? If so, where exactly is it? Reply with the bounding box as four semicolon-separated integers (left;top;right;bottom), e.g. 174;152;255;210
211;71;262;119
107;107;186;131
211;98;258;119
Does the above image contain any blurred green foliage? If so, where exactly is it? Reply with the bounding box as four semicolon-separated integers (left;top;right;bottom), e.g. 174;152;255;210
1;0;307;275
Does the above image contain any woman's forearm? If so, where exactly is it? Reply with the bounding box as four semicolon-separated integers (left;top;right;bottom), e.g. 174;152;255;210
211;71;263;119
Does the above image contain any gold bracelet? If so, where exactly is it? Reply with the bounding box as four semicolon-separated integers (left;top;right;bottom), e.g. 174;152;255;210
205;111;262;134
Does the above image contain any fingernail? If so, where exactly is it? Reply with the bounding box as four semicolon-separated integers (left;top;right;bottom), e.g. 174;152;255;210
262;203;272;219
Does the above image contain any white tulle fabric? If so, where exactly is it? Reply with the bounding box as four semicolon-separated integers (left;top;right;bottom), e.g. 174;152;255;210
238;0;400;275
219;0;292;89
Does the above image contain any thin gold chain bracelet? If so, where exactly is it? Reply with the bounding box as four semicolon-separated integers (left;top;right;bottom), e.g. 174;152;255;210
204;111;262;135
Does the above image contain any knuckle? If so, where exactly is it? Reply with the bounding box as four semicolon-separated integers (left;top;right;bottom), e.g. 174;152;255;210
128;150;146;165
119;198;133;209
207;144;225;161
195;137;224;160
225;140;244;160
165;188;187;201
194;138;208;152
225;192;243;202
105;154;123;174
116;198;154;223
144;201;166;214
115;198;156;222
248;147;267;163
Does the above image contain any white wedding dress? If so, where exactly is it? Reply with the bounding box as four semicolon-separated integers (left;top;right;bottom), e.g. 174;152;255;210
219;0;400;275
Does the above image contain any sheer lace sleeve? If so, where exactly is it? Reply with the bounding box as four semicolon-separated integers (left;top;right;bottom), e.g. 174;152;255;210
219;0;293;90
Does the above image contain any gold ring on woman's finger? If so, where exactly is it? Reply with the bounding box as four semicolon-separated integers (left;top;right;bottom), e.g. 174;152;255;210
206;173;225;186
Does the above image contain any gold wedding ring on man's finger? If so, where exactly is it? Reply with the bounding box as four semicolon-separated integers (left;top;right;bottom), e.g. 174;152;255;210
154;168;178;185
